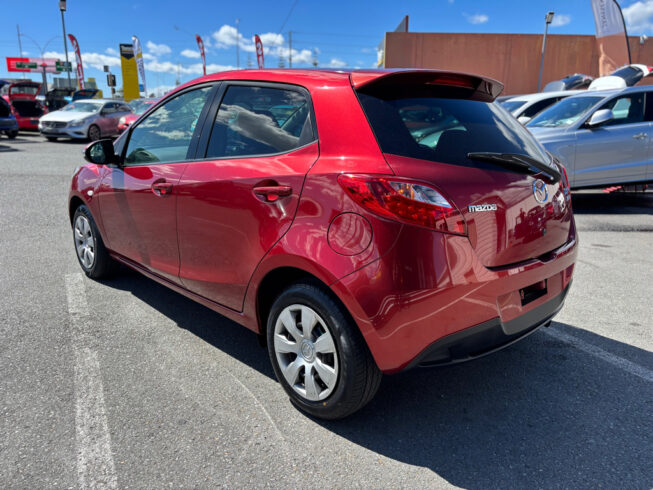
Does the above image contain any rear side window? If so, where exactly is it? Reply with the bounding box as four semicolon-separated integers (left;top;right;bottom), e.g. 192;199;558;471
357;88;549;167
205;85;315;159
522;97;561;118
599;93;645;126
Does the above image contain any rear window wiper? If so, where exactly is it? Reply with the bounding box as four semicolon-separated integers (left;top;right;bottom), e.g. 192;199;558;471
467;152;561;181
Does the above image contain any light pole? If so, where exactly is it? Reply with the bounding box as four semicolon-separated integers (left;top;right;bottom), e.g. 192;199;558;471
537;11;554;92
59;0;72;89
19;33;58;94
235;18;240;69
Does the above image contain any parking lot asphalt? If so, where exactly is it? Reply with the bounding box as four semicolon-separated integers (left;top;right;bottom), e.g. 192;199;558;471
1;132;651;489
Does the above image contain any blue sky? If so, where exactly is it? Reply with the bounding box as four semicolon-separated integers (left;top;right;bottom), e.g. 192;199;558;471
2;0;652;96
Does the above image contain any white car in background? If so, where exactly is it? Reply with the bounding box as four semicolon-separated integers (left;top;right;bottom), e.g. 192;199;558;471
500;90;582;124
38;99;132;142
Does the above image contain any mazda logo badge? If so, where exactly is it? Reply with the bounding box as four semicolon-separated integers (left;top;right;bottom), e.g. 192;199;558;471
533;179;548;204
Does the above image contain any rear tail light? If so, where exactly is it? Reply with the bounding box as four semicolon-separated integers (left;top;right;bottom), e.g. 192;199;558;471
338;174;466;235
557;162;571;202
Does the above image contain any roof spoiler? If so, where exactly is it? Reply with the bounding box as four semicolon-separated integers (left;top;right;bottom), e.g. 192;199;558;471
350;70;504;102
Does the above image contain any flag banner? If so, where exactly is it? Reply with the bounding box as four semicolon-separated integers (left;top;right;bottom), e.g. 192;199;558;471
132;36;146;95
196;35;206;75
591;0;631;76
120;43;140;102
68;34;85;89
255;35;264;69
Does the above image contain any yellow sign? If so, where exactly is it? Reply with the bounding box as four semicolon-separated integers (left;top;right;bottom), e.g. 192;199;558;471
120;43;140;102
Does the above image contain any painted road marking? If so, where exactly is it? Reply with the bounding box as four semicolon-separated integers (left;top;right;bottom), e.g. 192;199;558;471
65;273;118;489
544;328;653;383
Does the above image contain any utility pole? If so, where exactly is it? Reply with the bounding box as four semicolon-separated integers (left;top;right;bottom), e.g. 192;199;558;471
537;12;554;92
59;1;72;89
17;25;25;79
235;18;240;69
288;31;292;68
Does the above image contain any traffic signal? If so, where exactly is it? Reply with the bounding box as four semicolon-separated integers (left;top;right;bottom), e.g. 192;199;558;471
106;74;116;87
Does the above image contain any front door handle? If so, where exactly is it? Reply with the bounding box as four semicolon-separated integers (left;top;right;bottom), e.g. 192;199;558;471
633;132;648;140
152;181;173;197
253;185;292;202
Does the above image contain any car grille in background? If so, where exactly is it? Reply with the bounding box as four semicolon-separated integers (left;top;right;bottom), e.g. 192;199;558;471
42;121;67;128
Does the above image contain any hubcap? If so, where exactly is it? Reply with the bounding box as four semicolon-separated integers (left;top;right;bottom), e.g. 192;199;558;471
273;304;339;401
74;215;95;269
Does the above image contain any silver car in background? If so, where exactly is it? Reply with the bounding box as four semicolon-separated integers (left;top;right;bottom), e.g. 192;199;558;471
526;86;653;189
38;99;132;142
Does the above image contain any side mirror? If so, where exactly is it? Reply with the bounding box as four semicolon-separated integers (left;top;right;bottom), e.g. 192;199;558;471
587;108;614;128
517;115;532;125
84;139;118;165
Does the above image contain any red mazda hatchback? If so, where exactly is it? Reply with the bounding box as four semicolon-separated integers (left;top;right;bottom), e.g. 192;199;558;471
69;69;577;419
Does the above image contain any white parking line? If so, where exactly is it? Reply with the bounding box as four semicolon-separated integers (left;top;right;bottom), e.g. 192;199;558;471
65;273;118;490
543;328;653;383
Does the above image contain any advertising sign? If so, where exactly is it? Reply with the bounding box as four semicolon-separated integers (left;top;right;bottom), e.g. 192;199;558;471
68;34;85;89
6;57;71;74
255;35;265;69
590;0;631;76
120;43;140;102
132;36;147;95
196;35;206;76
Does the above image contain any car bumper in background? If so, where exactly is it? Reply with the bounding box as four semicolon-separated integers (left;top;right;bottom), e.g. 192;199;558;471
333;219;578;373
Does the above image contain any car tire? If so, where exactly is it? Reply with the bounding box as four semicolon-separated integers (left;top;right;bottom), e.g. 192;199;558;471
46;136;57;142
267;281;382;420
88;124;101;141
7;130;18;139
72;204;119;279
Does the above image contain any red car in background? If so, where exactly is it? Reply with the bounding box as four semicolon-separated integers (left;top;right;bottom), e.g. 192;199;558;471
3;81;47;131
117;97;159;133
69;69;577;419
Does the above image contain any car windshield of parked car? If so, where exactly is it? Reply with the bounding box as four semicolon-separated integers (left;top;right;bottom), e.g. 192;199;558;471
611;66;644;86
527;96;603;128
60;102;102;113
500;100;526;113
357;88;551;169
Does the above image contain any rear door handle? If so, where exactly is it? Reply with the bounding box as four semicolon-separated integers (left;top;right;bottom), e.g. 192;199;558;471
253;185;292;202
633;132;648;140
152;181;173;197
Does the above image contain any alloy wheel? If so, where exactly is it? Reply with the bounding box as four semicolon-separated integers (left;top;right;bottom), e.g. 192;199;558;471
273;304;339;401
88;125;100;141
74;215;95;269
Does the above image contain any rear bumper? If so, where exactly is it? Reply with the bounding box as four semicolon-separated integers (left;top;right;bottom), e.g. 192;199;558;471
332;219;578;373
407;282;570;369
0;120;18;131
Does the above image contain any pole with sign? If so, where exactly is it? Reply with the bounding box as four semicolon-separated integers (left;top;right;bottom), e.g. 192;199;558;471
195;35;206;76
67;34;84;89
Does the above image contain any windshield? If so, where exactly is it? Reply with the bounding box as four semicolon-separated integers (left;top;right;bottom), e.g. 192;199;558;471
61;102;102;113
11;85;39;96
357;89;551;169
130;99;157;115
500;100;526;113
527;96;602;128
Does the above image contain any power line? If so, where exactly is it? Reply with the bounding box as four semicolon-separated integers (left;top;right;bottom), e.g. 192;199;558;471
278;0;300;33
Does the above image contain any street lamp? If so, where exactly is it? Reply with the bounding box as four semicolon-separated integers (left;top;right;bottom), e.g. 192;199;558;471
19;33;58;95
537;11;555;92
59;0;73;90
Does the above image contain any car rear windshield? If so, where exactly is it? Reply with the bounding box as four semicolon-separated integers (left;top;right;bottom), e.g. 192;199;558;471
356;87;550;168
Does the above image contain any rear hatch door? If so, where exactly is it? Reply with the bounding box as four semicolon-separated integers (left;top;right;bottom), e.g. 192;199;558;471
354;70;572;268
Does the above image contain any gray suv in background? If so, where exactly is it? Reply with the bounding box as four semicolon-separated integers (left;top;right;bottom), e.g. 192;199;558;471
526;86;652;189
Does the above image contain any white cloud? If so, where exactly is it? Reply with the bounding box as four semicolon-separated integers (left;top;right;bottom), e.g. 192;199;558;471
465;13;489;24
142;53;156;61
146;41;171;56
145;60;234;75
105;47;118;56
212;25;247;48
181;49;201;59
551;14;571;27
44;50;120;70
623;0;653;34
258;32;285;47
328;58;347;68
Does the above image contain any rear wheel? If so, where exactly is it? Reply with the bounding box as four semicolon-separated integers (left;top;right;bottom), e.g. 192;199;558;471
72;205;118;279
46;136;57;142
88;124;101;141
267;282;382;419
6;130;18;139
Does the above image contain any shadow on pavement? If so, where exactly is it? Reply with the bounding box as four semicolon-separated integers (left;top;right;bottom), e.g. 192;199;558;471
571;190;652;215
101;271;652;487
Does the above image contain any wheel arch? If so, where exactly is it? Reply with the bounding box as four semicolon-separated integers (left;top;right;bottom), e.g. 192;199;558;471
69;195;85;224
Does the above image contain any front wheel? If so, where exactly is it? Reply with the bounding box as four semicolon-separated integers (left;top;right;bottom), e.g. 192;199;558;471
72;205;118;279
46;136;57;142
267;282;382;419
88;124;101;141
6;130;18;139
